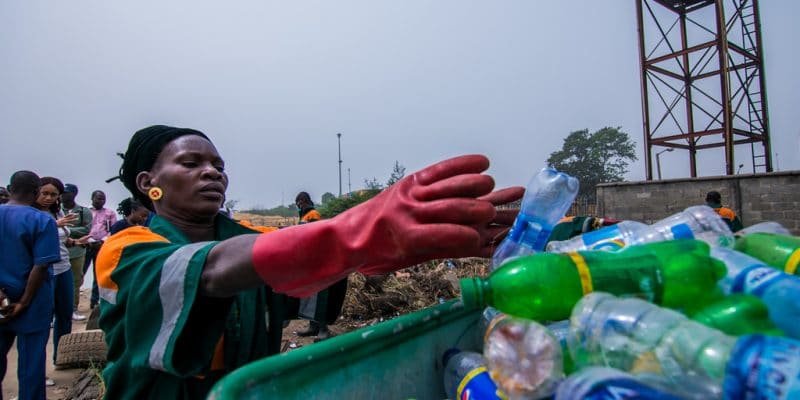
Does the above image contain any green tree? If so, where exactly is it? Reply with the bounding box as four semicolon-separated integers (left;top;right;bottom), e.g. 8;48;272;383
364;177;383;190
386;161;406;186
321;192;335;205
547;127;637;200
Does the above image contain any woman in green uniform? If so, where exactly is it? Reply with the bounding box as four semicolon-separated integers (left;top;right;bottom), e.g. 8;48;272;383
96;125;523;399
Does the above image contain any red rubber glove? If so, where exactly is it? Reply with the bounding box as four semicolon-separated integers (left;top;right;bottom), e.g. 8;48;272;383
252;154;524;297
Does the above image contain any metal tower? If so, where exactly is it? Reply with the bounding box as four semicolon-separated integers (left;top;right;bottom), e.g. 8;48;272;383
636;0;772;179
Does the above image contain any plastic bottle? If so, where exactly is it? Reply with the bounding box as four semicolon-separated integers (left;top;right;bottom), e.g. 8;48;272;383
569;293;800;398
712;246;800;338
546;205;734;253
461;239;725;321
723;334;800;399
442;349;506;400
553;367;688;400
734;232;800;275
736;221;792;237
491;168;579;269
688;293;782;336
545;320;575;374
483;316;564;399
567;292;733;396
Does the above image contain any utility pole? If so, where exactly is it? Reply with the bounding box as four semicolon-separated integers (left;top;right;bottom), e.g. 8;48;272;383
347;168;351;195
337;133;343;197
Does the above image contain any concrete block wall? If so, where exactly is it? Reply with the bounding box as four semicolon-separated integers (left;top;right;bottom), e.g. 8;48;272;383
596;171;800;234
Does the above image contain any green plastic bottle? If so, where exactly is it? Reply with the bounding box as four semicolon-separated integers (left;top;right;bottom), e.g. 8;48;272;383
460;240;726;321
734;232;800;275
689;293;783;337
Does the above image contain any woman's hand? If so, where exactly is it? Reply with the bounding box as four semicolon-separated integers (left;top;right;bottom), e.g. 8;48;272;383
56;213;79;227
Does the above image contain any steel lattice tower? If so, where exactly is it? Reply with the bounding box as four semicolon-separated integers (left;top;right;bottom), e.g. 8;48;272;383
636;0;772;179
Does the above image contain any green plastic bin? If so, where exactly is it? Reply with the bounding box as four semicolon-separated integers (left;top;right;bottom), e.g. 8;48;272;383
208;299;482;399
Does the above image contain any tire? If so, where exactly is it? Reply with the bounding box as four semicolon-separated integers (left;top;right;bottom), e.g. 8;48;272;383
55;329;107;370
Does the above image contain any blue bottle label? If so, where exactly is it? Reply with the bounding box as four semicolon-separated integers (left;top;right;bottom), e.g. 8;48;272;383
580;377;683;399
581;225;627;251
725;336;800;400
457;367;506;400
669;223;694;240
731;265;784;297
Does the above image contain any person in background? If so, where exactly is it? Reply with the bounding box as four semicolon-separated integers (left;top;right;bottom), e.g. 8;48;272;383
95;125;523;399
0;187;9;204
84;190;116;309
0;171;61;400
293;192;346;340
109;198;150;235
34;177;89;385
705;190;743;232
60;183;93;321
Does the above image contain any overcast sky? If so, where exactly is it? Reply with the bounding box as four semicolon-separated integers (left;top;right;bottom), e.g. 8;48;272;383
1;1;797;210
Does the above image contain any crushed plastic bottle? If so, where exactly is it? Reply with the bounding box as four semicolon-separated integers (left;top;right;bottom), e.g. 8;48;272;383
554;367;688;400
491;167;578;269
546;205;734;253
736;221;792;237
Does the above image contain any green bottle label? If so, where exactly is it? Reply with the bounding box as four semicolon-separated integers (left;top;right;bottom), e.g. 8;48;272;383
573;252;664;304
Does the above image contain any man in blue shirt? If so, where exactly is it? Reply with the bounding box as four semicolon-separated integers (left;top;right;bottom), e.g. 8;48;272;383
0;171;60;400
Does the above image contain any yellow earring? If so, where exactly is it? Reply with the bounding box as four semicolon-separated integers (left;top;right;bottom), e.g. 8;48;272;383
148;187;163;201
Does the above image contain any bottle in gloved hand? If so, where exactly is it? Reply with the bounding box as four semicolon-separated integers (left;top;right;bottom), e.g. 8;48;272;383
553;367;689;400
734;232;800;275
491;167;578;269
461;239;725;321
442;349;507;400
483;316;564;399
546;205;734;253
688;293;782;336
712;247;800;338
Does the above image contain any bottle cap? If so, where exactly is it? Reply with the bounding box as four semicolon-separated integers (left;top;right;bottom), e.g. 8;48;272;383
459;277;484;310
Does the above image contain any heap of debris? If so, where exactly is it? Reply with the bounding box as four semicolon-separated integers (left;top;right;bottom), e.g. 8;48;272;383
338;258;490;329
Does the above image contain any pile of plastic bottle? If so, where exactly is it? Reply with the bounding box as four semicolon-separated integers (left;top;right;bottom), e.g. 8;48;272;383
444;168;800;400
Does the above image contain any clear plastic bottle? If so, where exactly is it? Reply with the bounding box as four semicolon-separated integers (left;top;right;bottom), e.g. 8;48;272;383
546;205;734;253
442;349;506;400
567;292;733;397
712;247;800;338
491;167;578;269
736;221;792;236
483;316;564;399
554;367;688;400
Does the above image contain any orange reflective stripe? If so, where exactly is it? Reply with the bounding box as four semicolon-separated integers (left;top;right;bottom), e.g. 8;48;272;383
715;207;736;221
96;227;170;294
301;210;322;223
237;220;278;233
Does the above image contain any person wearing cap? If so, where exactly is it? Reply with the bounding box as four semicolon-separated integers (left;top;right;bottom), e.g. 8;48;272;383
61;183;93;321
705;190;743;232
0;171;61;400
94;125;523;399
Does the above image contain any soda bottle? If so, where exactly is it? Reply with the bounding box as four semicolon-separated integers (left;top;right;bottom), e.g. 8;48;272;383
734;232;800;275
568;292;733;395
491;168;578;269
442;349;506;400
546;205;734;253
570;293;800;398
688;293;782;336
554;367;691;400
712;247;800;338
483;316;564;399
736;221;792;237
461;240;725;321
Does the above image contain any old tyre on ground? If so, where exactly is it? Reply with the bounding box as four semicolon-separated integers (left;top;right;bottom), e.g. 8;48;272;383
55;329;107;370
